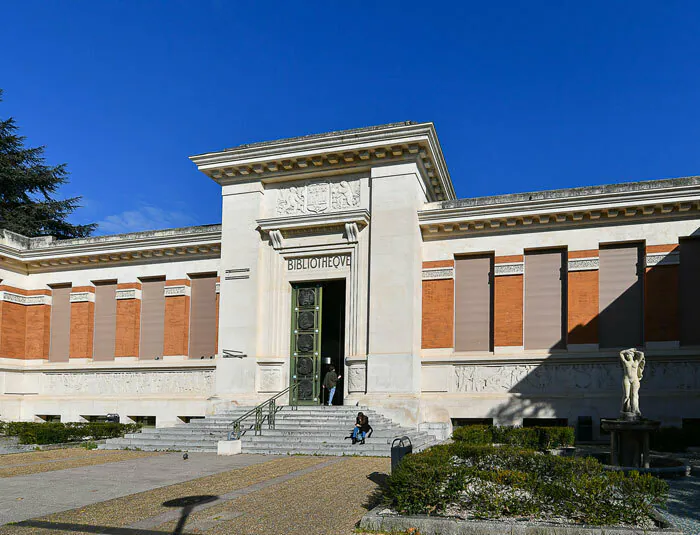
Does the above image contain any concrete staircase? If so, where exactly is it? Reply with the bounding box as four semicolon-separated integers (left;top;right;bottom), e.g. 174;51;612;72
100;406;439;456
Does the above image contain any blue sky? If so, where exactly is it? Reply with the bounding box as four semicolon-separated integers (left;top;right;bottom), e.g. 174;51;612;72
3;1;700;235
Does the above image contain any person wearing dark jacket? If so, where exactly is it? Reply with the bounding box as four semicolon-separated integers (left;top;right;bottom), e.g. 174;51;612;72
322;365;341;406
351;411;371;445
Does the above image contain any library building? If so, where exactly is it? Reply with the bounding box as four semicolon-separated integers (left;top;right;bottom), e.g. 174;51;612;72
1;121;699;440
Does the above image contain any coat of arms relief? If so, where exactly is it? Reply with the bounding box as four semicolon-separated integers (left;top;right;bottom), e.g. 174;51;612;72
276;180;360;216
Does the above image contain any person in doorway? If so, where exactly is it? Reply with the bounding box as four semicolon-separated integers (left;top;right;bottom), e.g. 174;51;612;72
351;411;371;445
322;365;341;406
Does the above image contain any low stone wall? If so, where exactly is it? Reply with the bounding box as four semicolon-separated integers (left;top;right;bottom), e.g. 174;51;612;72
360;505;682;535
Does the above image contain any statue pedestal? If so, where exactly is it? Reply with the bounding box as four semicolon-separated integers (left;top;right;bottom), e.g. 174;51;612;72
601;418;660;468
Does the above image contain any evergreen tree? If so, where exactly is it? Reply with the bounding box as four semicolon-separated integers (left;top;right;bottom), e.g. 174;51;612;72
0;89;95;239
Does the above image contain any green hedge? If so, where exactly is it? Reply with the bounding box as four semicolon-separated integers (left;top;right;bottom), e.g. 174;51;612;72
388;444;668;527
1;422;141;445
452;424;575;449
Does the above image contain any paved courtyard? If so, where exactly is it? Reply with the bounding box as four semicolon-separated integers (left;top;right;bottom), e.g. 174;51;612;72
0;449;388;535
0;448;698;535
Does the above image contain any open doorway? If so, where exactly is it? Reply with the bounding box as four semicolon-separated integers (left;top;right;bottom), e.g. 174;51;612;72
289;279;346;405
320;280;346;405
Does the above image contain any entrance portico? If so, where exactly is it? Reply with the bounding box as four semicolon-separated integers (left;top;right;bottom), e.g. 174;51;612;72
190;122;454;425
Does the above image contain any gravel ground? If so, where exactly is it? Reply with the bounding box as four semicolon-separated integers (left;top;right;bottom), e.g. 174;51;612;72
158;456;390;535
0;449;158;478
0;448;116;466
0;455;331;535
659;475;700;535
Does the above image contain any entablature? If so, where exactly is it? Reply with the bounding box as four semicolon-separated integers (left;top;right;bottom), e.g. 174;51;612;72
190;122;455;202
419;178;700;238
0;226;222;274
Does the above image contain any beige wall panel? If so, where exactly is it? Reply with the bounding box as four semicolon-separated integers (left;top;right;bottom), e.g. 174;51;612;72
455;256;492;351
524;250;565;350
140;280;165;359
599;244;643;348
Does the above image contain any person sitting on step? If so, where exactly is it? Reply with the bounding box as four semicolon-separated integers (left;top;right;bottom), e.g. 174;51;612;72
351;411;371;445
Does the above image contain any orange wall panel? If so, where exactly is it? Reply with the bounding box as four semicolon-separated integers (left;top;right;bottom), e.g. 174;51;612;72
69;301;95;358
115;298;141;357
494;274;523;347
25;305;51;359
164;295;190;356
0;301;27;358
423;260;455;269
567;270;599;344
421;279;454;349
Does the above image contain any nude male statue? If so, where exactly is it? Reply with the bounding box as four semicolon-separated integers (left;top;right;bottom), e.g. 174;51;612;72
620;348;645;417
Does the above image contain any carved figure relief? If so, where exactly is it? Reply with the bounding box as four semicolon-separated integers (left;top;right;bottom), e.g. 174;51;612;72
452;359;698;395
43;370;214;396
331;181;360;210
276;180;360;216
277;186;306;216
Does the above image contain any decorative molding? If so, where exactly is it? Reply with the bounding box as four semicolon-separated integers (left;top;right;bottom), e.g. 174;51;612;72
0;226;222;274
422;267;454;280
164;285;191;297
420;197;700;239
276;179;360;216
0;291;51;306
494;262;524;276
345;222;359;244
115;288;142;300
568;257;600;272
191;122;455;202
70;292;95;303
646;252;680;267
43;370;214;396
224;268;250;281
269;229;284;250
258;209;370;236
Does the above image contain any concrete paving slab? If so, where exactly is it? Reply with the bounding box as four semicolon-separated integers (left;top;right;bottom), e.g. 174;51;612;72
0;452;273;525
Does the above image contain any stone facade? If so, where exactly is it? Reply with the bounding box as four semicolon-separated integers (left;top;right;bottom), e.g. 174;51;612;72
1;122;699;437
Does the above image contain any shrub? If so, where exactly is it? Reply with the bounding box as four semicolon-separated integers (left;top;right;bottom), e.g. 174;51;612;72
3;422;141;445
388;443;668;526
452;425;575;449
451;425;492;445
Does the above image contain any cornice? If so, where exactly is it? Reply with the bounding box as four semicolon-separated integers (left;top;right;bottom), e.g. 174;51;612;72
0;227;222;274
419;182;700;238
189;122;455;202
257;209;370;234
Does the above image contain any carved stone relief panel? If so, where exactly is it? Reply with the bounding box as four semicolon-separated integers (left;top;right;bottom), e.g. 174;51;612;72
453;361;699;395
276;180;360;216
348;364;367;393
258;365;283;393
43;370;214;396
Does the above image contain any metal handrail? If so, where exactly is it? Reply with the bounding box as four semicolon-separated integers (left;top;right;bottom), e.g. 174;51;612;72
227;383;299;440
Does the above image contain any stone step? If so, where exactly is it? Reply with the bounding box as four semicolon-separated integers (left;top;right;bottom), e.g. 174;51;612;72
103;438;219;449
136;428;413;438
102;402;439;456
100;444;216;453
242;436;430;452
202;414;393;422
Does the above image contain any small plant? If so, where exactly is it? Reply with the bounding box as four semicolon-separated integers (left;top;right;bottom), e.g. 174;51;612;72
82;441;98;450
2;421;141;445
388;443;667;526
452;424;574;450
